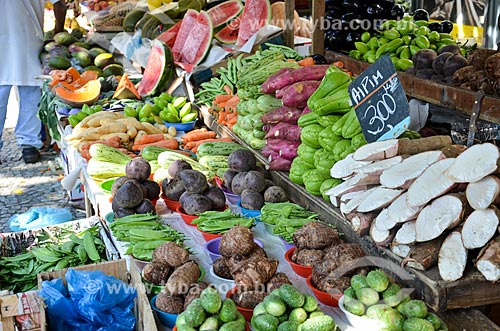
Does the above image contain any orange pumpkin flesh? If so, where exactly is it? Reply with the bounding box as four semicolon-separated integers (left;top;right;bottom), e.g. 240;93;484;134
113;74;141;100
54;79;101;107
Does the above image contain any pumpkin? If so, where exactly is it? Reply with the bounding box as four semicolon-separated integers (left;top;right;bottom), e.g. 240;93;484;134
113;74;141;100
54;79;101;107
48;67;81;89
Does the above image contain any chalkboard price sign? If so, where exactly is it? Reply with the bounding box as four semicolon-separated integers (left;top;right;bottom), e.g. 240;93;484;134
348;54;410;143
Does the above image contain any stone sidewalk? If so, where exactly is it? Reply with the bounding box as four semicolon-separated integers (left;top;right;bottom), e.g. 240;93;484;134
0;88;82;232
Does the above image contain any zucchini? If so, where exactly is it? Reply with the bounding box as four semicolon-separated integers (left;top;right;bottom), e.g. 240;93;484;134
142;145;180;161
87;159;126;179
89;143;131;164
196;142;245;158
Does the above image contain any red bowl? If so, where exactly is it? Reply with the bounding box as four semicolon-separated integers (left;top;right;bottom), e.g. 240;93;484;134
199;228;222;242
284;247;313;278
161;193;181;211
175;205;199;226
306;275;342;307
226;287;254;322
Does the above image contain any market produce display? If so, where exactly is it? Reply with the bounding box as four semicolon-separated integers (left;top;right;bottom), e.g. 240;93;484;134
192;210;255;235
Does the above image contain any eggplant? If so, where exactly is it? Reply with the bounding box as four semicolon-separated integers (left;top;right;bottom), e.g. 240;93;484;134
325;29;347;52
388;4;404;20
345;30;361;50
365;4;384;18
376;0;395;9
413;8;429;21
341;0;360;13
428;22;443;32
441;20;454;33
340;12;362;30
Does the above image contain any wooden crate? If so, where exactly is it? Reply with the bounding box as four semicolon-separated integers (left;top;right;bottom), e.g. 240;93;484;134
37;259;157;331
199;106;500;312
0;291;41;331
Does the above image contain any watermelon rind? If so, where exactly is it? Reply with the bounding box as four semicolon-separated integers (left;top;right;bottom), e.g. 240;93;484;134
138;40;174;97
214;17;239;44
236;0;271;46
207;0;243;29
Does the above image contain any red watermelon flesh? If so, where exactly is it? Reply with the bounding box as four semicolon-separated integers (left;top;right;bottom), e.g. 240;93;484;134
214;16;239;44
138;40;173;97
156;20;182;49
207;0;243;28
172;10;213;66
237;0;271;46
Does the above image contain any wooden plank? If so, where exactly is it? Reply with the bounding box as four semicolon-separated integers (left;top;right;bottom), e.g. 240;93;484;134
439;308;500;331
283;0;295;49
325;51;500;124
311;0;325;55
199;106;500;312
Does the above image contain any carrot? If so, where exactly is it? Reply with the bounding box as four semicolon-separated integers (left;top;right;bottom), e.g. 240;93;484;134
298;57;315;66
81;149;91;161
183;131;217;143
223;85;232;95
217;111;227;124
226;114;238;125
218;101;227;109
181;128;210;142
224;95;240;111
133;133;164;145
214;94;233;105
105;135;121;144
132;138;179;151
185;137;232;151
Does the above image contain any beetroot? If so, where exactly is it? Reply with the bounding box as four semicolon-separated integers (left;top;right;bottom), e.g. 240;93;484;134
125;158;151;181
228;149;256;172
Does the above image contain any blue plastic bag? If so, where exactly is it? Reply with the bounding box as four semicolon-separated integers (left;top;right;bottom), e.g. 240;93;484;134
39;269;137;331
8;207;72;232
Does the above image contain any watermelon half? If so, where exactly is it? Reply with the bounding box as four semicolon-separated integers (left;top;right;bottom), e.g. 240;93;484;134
236;0;271;46
137;40;174;97
172;10;213;67
207;0;243;29
214;16;240;44
156;20;182;49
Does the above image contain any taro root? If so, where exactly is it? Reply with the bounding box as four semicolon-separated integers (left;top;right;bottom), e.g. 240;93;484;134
111;176;129;197
168;160;192;180
477;78;495;94
460;81;476;90
213;256;233;280
141;179;161;201
468;48;498;69
314;243;366;285
114;180;144;208
142;261;172;285
412;49;437;70
222;170;239;190
468;69;486;85
203;186;226;210
155;292;184;314
484;53;500;80
316;275;351;294
228;149;257;172
179;169;208;194
231;171;248;195
405;67;417;75
266;272;292;293
135;198;156;215
494;78;500;95
430;74;445;83
240;191;265;210
125;157;151;181
292;248;324;266
166;261;201;295
415;68;435;80
232;256;278;291
264;186;287;203
292;221;341;249
161;178;186;201
219;226;254;257
152;241;189;267
184;282;209;310
182;194;213;215
437;44;461;56
231;290;268;309
432;52;454;75
443;54;469;77
228;244;267;274
452;65;475;85
243;171;267;193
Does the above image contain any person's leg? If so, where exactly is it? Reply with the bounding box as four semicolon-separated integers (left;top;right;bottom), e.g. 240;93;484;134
0;85;13;152
16;85;42;163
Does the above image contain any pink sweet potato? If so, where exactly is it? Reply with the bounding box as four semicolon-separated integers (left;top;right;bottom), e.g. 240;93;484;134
266;139;300;160
269;157;293;171
261;146;280;161
302;105;311;115
261;106;303;125
261;65;330;94
282;80;322;108
260;68;295;93
265;123;302;141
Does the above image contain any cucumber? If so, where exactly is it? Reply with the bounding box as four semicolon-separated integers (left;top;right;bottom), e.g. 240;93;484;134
200;287;222;314
89;143;132;164
299;315;336;331
195;142;245;158
278;284;305;308
263;295;287;317
251;313;279;331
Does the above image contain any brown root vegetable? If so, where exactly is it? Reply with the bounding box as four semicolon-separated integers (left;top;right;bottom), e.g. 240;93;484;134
468;48;498;69
468;69;487;85
152;241;189;267
356;186;403;212
438;231;468;281
228;243;267;274
465;175;500;210
494;78;500;95
461;208;499;249
432;52;455;75
183;282;209;310
219;226;254;257
232;256;278;291
316;275;351;294
292;221;341;249
415;68;435;80
370;224;395;247
416;194;466;242
292;248;325;266
406;158;456;207
477;79;495;94
142;261;172;285
444;143;500;183
437;44;462;56
443;54;469;77
213;257;233;280
166;261;201;295
476;236;500;282
413;49;437;70
394;221;417;245
460;81;476;90
266;272;291;293
155;292;184;314
402;237;444;271
380;151;445;189
440;144;466;158
312;243;365;286
452;65;475;84
348;211;376;235
231;290;267;309
485;53;500;80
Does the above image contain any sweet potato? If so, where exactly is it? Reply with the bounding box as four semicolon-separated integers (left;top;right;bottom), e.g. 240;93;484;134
261;65;330;94
261;106;303;125
165;261;201;295
268;157;293;171
281;80;322;108
264;123;302;141
266;139;300;153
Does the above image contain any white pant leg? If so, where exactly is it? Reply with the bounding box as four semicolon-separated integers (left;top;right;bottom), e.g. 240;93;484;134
0;85;13;151
16;86;42;149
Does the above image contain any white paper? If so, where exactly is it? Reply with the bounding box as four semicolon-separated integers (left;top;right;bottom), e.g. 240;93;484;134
408;99;429;131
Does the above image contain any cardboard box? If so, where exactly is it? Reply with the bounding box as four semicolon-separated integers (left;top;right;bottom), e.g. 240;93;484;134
37;260;157;331
0;291;41;331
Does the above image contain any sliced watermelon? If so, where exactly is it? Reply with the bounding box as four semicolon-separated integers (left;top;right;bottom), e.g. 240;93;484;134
137;40;174;97
172;9;213;67
214;16;239;44
237;0;271;46
207;0;243;29
156;20;182;49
